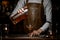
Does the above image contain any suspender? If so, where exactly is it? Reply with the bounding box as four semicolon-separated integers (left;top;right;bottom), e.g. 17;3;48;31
41;0;43;5
26;0;43;4
26;0;28;4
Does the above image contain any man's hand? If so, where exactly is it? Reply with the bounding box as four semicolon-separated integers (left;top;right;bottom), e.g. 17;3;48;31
17;6;27;14
29;29;43;37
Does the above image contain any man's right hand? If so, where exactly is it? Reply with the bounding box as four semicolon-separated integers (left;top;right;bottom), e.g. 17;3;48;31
17;6;27;14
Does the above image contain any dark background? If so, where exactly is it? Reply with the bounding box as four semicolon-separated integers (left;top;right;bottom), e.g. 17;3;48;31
52;0;60;38
0;0;60;38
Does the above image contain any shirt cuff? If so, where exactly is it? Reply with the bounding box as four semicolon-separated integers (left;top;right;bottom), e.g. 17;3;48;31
40;22;50;31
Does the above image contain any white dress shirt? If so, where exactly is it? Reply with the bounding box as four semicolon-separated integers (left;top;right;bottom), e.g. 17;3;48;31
10;0;52;32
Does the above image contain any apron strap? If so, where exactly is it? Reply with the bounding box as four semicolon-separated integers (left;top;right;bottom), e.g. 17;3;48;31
26;0;43;4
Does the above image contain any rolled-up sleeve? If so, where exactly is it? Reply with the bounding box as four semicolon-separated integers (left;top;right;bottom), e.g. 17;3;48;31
40;0;52;31
10;0;25;17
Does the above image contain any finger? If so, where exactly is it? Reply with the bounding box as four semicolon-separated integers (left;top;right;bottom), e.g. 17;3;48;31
31;31;37;36
18;9;21;13
36;31;40;35
21;8;25;12
29;33;33;37
17;10;19;13
19;9;23;13
33;31;40;36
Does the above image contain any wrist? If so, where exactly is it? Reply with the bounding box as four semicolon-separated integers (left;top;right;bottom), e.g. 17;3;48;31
37;29;43;34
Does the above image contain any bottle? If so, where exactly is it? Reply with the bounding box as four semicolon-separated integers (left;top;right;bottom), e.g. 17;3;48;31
10;7;28;24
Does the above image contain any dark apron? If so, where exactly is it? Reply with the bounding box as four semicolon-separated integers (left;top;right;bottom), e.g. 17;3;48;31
24;3;45;33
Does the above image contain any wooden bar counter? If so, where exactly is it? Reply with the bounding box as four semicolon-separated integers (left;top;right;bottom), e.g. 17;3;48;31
1;34;56;40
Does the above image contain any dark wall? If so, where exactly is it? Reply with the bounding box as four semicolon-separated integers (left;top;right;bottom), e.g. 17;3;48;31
52;0;60;38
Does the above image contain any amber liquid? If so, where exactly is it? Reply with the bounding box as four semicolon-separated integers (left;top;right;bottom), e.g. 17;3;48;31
10;14;27;25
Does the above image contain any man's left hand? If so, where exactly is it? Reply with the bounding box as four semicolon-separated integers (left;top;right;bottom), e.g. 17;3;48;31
29;29;43;37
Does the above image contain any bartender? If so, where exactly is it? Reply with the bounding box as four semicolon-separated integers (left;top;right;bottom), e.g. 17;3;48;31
10;0;52;37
